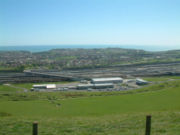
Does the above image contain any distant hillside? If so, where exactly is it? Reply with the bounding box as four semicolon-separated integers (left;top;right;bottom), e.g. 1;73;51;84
0;48;180;71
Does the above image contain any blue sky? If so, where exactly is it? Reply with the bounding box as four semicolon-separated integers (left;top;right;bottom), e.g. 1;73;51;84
0;0;180;48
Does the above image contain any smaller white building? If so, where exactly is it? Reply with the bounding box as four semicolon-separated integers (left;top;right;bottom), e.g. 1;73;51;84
136;78;148;85
32;84;56;91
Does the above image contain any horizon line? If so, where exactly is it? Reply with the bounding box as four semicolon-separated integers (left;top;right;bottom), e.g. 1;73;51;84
0;44;180;47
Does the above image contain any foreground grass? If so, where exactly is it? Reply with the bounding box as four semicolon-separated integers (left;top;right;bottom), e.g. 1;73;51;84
0;78;180;134
0;112;179;135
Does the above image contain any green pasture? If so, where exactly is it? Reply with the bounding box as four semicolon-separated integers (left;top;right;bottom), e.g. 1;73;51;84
0;111;179;135
0;77;180;134
0;81;180;117
0;85;19;93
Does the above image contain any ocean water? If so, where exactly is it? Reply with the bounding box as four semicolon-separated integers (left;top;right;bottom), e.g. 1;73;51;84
0;45;179;52
0;45;109;52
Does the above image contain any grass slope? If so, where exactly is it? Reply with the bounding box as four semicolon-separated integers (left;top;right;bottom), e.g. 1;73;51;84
0;81;180;117
0;79;180;134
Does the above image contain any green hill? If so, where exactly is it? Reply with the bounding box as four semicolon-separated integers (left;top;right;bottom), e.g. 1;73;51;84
0;79;180;135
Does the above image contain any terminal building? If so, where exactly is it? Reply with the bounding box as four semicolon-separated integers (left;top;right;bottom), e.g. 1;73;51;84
77;83;114;90
94;83;114;89
91;77;123;84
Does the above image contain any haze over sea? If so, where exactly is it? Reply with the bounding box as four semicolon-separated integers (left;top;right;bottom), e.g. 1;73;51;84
0;45;180;52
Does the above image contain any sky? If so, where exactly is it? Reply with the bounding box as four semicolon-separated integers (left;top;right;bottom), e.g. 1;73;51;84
0;0;180;48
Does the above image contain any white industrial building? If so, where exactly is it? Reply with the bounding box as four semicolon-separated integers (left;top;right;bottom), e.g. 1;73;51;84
91;77;123;84
77;83;114;90
94;83;114;89
32;84;56;91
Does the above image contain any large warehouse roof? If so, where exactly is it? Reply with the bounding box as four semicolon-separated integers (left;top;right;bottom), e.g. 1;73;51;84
94;83;114;86
92;77;123;82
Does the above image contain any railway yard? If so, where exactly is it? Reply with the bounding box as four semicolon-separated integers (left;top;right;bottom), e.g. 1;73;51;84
0;62;180;91
1;62;180;83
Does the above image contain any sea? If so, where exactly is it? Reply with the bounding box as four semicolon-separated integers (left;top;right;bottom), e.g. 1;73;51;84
0;45;179;52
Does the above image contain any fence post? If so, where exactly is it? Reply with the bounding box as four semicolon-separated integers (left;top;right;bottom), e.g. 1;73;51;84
145;115;151;135
33;121;38;135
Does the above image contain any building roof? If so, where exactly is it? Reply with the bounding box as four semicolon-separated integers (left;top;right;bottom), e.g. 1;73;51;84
136;78;148;83
33;84;46;87
92;77;123;82
33;84;56;89
94;83;113;86
77;84;94;87
46;84;56;89
77;83;114;87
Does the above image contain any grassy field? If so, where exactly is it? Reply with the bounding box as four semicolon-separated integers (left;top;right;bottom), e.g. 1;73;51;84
0;78;180;134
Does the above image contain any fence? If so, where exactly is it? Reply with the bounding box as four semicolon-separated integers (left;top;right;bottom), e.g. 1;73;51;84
32;115;152;135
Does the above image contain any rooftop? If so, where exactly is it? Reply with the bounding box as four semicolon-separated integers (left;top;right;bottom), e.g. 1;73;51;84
92;77;123;82
33;84;56;89
94;83;114;86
